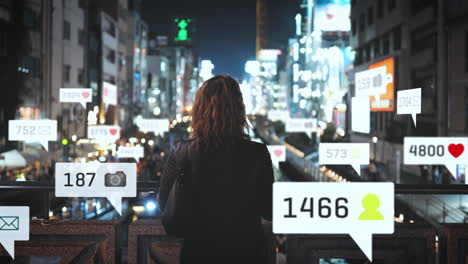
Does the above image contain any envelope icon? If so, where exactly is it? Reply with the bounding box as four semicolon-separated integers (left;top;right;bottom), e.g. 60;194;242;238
0;216;19;230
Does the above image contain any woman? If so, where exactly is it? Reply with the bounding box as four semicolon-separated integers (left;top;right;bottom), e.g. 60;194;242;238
158;75;274;263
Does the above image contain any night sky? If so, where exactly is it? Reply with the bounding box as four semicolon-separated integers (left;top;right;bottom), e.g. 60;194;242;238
142;0;300;79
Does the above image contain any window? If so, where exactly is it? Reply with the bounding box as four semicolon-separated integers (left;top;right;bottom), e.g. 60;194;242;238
367;7;374;25
104;46;116;63
388;0;396;11
359;13;365;32
23;8;39;30
78;29;85;46
103;73;116;84
354;48;362;65
19;56;41;78
383;33;389;55
352;20;356;35
465;31;468;72
0;31;6;56
78;0;87;9
411;0;433;15
374;39;380;57
64;65;70;82
377;0;384;18
366;44;372;62
78;68;84;85
394;27;401;51
411;29;435;55
118;52;125;71
103;16;116;37
64;20;71;40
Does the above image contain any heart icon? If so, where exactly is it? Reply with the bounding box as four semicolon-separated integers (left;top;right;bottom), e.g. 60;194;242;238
82;91;90;98
448;144;464;158
109;128;118;136
274;149;283;157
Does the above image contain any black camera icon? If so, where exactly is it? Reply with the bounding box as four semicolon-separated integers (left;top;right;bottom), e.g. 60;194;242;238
104;171;127;187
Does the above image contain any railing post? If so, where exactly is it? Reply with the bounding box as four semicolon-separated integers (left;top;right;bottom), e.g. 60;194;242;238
425;198;429;218
442;204;446;223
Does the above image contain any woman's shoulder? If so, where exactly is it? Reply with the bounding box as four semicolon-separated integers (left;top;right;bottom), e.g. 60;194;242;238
173;138;193;151
239;138;268;152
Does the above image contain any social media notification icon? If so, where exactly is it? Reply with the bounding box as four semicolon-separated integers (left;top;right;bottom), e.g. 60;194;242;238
0;206;29;259
55;163;136;215
8;120;57;151
273;182;394;262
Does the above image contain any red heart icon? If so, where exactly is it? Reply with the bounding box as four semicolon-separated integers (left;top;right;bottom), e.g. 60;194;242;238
109;128;118;136
274;149;283;157
448;144;464;158
82;91;90;98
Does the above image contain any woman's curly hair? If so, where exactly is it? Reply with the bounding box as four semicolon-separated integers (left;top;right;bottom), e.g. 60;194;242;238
190;75;249;152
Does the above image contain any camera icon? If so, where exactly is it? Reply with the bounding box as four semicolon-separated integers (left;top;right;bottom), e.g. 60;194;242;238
104;171;127;187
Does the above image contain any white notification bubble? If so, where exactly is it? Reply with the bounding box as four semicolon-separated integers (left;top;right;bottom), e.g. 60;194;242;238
355;66;392;97
87;125;120;142
8;120;57;151
59;88;92;108
137;119;170;133
0;206;29;259
117;146;144;161
351;96;370;134
404;137;468;178
285;118;317;136
397;88;421;127
267;145;286;169
319;143;370;176
267;110;289;122
55;163;136;215
273;182;394;262
103;82;117;106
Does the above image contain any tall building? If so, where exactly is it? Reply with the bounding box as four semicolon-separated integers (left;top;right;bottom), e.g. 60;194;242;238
0;0;43;143
349;0;468;181
256;0;267;58
117;0;134;129
50;0;88;140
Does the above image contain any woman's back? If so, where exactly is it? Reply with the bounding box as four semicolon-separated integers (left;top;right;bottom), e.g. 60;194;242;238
159;138;274;262
158;75;274;263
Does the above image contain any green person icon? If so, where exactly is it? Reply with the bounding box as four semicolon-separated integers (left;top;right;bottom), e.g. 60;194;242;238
358;193;384;220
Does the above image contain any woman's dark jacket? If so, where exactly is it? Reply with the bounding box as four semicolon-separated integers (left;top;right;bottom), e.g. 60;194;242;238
158;138;274;262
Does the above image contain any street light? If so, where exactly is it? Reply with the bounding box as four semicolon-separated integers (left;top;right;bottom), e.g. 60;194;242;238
372;136;378;161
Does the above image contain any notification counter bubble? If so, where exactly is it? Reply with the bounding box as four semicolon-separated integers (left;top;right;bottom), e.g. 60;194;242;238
355;66;392;97
87;125;120;142
0;206;29;259
267;110;289;122
285;118;317;136
55;163;136;215
319;143;370;176
351;96;370;134
137;119;170;134
397;88;421;127
59;88;92;108
103;82;117;106
404;137;468;178
8;120;57;151
273;182;394;262
267;145;286;169
117;146;144;161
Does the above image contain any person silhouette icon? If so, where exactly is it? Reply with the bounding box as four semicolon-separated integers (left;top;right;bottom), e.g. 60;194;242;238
358;193;384;220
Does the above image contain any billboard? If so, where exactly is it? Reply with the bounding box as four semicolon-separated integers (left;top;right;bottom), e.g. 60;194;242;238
369;57;395;112
314;0;351;32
